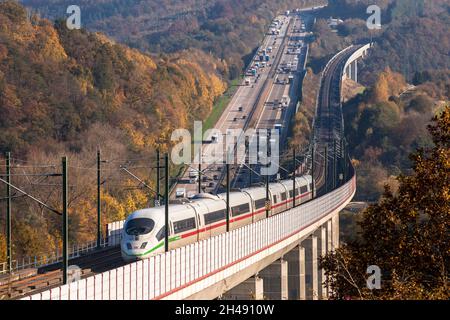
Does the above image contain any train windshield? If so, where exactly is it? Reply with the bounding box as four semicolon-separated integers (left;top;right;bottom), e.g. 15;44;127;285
125;218;155;236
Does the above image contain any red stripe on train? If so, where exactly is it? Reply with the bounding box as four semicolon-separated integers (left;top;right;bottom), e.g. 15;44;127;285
180;192;312;239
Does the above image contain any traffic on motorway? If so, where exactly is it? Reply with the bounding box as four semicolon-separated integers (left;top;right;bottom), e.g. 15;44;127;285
173;10;311;199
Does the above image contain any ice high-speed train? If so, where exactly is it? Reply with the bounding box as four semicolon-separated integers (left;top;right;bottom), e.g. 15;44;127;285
121;175;314;261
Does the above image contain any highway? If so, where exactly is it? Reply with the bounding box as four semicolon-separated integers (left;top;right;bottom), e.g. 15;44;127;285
171;13;293;198
174;12;313;197
1;7;360;300
232;13;313;189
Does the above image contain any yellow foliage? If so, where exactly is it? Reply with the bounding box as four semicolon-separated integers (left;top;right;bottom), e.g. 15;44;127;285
35;24;68;61
125;47;157;71
101;191;126;222
372;67;407;102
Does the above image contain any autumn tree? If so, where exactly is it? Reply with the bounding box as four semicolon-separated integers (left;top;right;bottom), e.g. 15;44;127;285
321;106;450;300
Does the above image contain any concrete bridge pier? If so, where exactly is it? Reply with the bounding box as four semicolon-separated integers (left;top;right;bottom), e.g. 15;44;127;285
221;276;264;300
259;259;289;300
345;60;358;82
285;245;306;300
303;235;318;300
314;226;328;299
332;213;339;250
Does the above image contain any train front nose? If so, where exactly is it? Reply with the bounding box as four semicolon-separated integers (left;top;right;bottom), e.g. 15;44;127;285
121;238;155;261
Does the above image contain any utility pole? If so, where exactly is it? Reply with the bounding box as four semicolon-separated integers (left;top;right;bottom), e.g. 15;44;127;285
333;140;337;190
265;136;270;218
292;148;296;208
266;175;270;218
343;140;348;182
6;152;11;274
164;153;169;252
324;145;328;194
226;163;230;232
340;139;345;186
156;149;160;205
96;149;101;249
198;162;202;194
248;163;252;188
62;156;68;285
311;144;315;198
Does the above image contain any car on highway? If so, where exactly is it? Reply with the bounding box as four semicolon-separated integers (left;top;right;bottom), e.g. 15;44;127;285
175;188;186;198
211;133;219;143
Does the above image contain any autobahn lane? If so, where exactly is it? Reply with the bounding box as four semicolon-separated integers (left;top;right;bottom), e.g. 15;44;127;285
232;13;311;188
172;14;293;197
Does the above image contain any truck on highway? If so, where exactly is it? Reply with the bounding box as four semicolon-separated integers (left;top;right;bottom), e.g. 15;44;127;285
189;169;199;181
274;124;283;134
245;78;251;86
281;95;290;108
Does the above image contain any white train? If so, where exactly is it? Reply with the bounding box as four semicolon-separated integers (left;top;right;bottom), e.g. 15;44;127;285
121;175;314;261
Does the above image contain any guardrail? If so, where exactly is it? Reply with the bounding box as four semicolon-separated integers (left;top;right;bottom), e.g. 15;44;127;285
22;173;355;300
0;221;124;275
0;239;107;275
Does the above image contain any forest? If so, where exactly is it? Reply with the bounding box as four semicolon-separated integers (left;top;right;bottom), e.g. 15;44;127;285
300;0;449;201
0;0;447;275
0;0;331;264
0;0;228;260
322;106;449;299
22;0;326;79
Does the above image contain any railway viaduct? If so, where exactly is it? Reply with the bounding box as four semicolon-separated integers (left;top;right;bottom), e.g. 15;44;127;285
20;44;370;301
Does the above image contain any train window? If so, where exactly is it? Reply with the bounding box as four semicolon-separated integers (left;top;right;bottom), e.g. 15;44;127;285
173;217;196;234
254;198;266;209
232;203;250;216
125;218;155;236
273;195;278;203
295;188;300;196
289;190;294;198
204;209;226;225
281;192;287;201
156;226;165;241
300;186;308;194
310;183;313;190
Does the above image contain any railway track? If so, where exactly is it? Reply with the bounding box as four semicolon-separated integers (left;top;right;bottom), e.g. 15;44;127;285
312;45;363;195
0;246;125;300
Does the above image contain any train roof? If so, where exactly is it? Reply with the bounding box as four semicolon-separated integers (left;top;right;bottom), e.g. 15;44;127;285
126;204;196;225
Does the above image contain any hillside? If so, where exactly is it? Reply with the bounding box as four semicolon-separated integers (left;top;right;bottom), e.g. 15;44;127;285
0;1;227;156
22;0;327;78
0;1;228;258
297;0;450;201
308;0;450;82
344;68;449;201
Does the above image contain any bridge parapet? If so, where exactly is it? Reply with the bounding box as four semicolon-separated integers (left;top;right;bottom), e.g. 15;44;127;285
341;43;372;82
22;174;355;300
